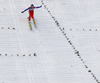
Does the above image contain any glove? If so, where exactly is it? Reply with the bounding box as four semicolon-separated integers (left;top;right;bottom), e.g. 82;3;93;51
21;11;24;13
40;5;42;8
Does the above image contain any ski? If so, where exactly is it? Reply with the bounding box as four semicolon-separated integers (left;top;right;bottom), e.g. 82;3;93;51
28;21;32;30
33;19;36;28
27;17;32;30
27;17;37;30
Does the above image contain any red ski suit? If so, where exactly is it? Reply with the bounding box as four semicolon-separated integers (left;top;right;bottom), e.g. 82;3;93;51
22;5;41;21
28;7;35;21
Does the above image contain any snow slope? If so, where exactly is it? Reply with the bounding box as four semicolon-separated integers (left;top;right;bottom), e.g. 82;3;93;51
0;0;100;83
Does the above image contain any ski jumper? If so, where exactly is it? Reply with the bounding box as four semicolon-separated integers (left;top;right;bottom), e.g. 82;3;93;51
29;7;35;21
22;6;41;21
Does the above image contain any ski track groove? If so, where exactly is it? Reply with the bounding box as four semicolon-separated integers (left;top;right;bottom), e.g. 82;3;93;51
40;0;100;83
8;0;25;53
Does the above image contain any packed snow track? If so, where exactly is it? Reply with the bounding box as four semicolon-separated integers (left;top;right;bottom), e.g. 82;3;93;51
0;0;100;83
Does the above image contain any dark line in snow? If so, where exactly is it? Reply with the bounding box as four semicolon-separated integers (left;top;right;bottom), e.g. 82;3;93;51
0;27;15;30
0;53;37;57
41;0;100;83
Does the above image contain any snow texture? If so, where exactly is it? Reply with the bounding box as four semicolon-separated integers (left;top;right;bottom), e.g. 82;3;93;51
0;0;100;83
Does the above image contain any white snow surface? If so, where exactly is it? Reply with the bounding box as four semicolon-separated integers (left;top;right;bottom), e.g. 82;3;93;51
0;0;100;83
